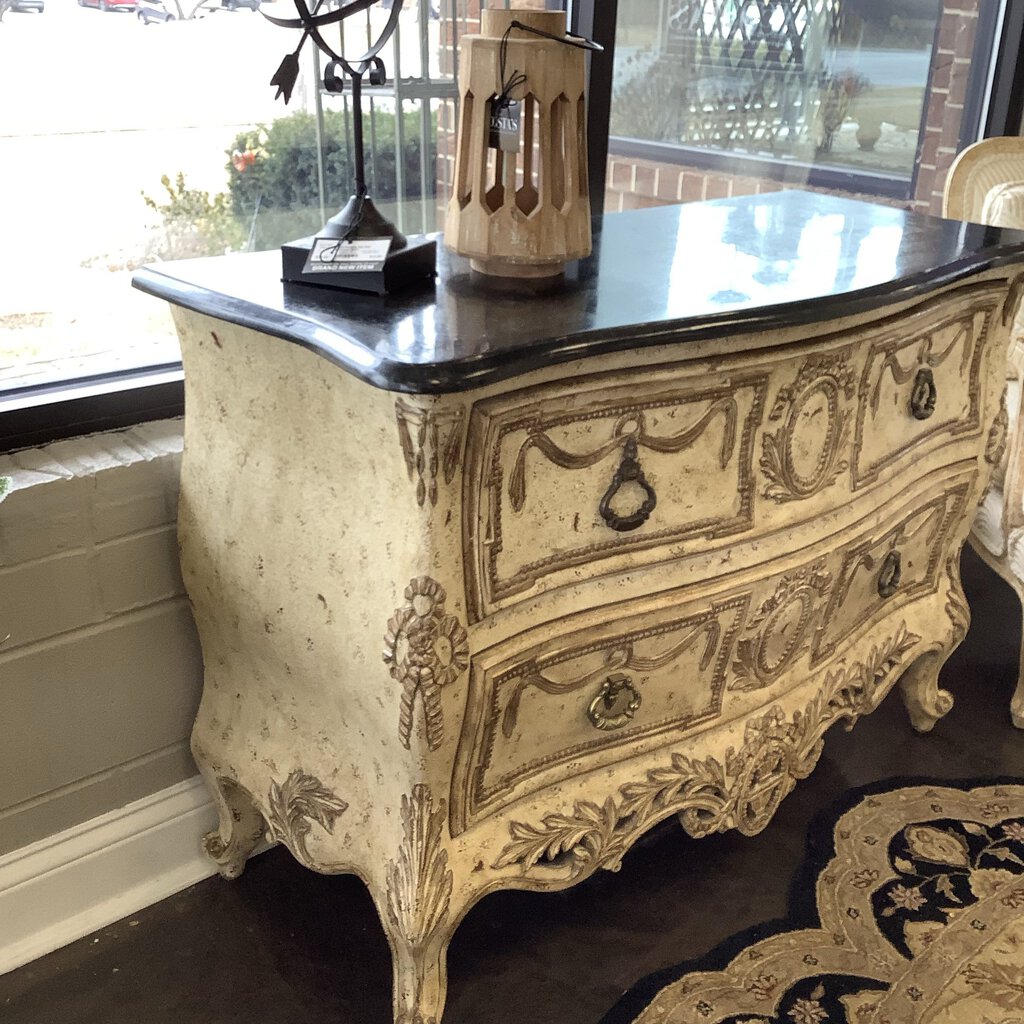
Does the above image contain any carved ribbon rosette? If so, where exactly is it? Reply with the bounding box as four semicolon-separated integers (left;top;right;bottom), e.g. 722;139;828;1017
383;577;469;751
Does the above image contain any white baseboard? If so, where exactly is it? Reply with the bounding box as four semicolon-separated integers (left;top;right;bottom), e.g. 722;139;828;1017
0;776;221;975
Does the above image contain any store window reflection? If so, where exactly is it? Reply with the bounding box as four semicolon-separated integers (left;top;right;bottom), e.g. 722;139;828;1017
609;0;943;182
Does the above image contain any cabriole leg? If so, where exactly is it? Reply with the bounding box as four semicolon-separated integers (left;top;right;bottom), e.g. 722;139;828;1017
195;756;266;880
1013;600;1024;729
385;926;451;1024
899;649;956;733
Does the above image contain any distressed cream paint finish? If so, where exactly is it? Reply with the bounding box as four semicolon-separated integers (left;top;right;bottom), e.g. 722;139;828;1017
170;267;1021;1024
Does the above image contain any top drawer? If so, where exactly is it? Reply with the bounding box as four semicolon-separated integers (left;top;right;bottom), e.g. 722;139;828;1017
461;281;1005;621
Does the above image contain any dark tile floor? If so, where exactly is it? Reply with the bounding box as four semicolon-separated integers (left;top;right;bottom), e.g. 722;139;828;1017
4;547;1024;1024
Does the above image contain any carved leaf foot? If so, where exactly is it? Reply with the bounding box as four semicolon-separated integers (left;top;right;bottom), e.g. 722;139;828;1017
898;650;955;733
198;771;266;880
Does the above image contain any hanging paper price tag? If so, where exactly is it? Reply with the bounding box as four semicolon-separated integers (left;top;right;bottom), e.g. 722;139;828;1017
488;98;521;153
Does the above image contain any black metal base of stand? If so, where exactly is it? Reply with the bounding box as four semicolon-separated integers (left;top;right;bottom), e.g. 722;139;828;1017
281;233;437;296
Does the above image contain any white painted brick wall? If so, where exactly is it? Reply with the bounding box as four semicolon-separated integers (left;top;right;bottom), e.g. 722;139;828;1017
0;419;202;855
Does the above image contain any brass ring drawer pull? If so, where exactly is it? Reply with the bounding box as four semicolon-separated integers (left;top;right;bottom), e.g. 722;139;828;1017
599;438;657;532
910;368;937;420
878;550;902;598
587;673;642;731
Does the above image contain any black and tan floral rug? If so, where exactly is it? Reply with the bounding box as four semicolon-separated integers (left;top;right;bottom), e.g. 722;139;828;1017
604;781;1024;1024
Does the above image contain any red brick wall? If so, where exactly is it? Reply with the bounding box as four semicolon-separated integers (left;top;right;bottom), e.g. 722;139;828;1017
913;0;980;213
603;156;908;213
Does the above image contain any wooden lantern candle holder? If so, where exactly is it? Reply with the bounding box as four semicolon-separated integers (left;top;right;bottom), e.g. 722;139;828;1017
444;8;592;278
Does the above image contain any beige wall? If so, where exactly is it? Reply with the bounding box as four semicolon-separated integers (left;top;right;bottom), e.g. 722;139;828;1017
0;420;201;856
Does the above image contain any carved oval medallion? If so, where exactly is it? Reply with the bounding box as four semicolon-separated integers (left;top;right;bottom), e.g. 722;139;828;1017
783;379;843;496
762;356;852;504
755;588;816;680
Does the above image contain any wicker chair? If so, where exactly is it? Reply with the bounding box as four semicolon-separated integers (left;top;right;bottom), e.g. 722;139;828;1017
944;135;1024;727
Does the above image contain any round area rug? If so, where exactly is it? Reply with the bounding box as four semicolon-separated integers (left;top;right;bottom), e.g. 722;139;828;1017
603;781;1024;1024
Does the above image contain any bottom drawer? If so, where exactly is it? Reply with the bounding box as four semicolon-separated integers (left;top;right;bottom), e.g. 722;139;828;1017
451;468;975;836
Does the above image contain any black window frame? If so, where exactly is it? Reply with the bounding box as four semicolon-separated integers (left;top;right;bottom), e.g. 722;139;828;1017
0;367;184;453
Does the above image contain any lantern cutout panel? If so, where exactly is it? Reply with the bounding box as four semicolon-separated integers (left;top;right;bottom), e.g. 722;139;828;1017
445;9;592;279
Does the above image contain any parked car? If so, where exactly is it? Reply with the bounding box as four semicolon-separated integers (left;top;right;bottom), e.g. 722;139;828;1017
136;0;175;23
220;0;260;11
78;0;137;12
10;0;45;12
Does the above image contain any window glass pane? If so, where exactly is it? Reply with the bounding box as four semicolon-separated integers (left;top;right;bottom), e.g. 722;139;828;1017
0;0;466;396
607;0;945;198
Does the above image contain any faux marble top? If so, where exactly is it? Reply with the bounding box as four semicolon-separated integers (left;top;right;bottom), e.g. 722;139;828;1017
132;190;1024;394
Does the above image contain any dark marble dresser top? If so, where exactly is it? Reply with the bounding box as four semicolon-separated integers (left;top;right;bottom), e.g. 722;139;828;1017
132;190;1024;394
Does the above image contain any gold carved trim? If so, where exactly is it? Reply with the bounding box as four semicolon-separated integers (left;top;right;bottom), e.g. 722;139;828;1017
493;625;920;881
507;399;738;513
985;386;1009;469
811;482;969;666
265;770;349;866
944;554;970;644
395;399;465;508
452;596;748;835
383;577;469;751
760;351;855;503
464;372;767;620
1002;271;1024;327
385;785;453;946
730;561;832;691
500;616;723;739
851;285;1002;489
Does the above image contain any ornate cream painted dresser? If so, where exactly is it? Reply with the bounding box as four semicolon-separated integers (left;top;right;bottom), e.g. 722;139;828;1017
133;191;1024;1024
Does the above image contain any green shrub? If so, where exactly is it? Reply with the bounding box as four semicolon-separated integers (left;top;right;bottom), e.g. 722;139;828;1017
142;172;245;260
227;108;436;249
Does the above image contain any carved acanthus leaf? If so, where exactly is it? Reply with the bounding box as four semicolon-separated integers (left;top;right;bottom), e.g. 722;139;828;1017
266;770;348;864
492;796;620;875
386;785;453;945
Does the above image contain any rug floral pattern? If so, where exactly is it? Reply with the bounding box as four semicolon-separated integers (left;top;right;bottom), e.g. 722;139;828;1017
631;785;1024;1024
